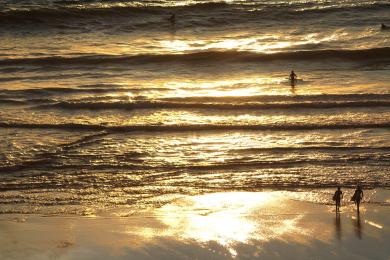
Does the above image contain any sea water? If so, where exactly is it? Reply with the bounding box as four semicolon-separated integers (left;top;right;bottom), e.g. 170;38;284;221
0;0;389;215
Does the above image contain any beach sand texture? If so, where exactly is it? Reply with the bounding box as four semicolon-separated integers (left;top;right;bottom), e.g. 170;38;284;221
1;190;389;260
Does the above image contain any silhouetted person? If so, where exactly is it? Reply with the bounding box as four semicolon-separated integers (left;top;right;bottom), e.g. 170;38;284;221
289;70;297;87
381;23;388;30
168;14;176;25
333;186;343;213
351;184;363;213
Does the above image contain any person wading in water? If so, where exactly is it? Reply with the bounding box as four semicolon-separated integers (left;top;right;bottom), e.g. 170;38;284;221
289;70;297;87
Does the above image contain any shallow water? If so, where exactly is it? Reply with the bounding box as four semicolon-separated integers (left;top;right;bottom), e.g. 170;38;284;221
0;0;390;214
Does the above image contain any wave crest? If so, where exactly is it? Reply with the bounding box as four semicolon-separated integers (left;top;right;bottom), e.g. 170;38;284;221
1;122;390;132
1;1;388;25
1;47;390;67
38;99;390;111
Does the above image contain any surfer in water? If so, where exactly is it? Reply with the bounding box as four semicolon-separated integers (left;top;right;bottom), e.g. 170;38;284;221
289;70;297;87
381;23;388;30
168;14;176;25
351;184;364;213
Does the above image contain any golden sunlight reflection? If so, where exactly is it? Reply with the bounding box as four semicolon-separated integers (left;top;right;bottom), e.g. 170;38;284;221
151;192;304;256
365;220;383;229
90;74;294;100
159;77;287;97
160;32;345;54
160;38;294;53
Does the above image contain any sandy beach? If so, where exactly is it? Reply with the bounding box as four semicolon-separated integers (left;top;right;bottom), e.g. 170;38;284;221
1;189;389;260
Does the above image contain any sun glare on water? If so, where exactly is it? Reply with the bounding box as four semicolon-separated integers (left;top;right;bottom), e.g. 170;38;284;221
159;31;343;54
160;38;294;53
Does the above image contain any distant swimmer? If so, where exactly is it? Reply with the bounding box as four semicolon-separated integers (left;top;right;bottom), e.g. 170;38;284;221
289;70;297;87
381;23;389;30
168;14;176;25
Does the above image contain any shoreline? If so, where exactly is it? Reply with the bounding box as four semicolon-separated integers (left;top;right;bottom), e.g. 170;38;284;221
1;189;389;260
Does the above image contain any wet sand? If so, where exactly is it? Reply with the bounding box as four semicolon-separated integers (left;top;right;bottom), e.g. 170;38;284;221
0;190;389;260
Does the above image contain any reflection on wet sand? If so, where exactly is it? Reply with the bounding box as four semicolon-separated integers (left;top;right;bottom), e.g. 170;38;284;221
122;191;388;258
352;212;363;240
142;192;321;256
1;191;389;260
335;213;342;240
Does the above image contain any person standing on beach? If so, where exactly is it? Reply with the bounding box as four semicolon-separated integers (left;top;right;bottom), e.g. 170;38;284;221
333;187;343;213
351;185;363;213
289;70;297;87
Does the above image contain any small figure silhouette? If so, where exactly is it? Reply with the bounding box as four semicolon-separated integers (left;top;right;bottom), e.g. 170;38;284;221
333;186;343;213
381;23;388;30
168;14;176;25
289;70;297;87
351;184;363;213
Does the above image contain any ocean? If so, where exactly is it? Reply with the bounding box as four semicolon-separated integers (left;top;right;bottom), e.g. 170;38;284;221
0;0;390;215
